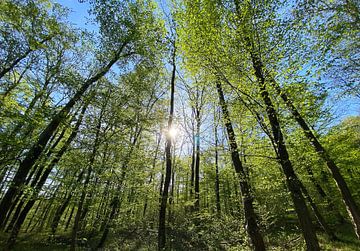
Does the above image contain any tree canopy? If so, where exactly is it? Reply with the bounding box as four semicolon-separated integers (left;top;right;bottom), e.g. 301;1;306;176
0;0;359;250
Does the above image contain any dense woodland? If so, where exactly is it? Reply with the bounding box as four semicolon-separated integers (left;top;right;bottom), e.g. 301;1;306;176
0;0;359;250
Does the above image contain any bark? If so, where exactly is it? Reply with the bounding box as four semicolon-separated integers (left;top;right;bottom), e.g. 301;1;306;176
97;195;120;249
190;125;195;200
250;52;320;250
269;77;360;238
194;115;200;212
305;164;345;221
214;108;221;214
5;103;88;247
51;193;72;234
6;165;53;249
216;82;265;250
143;133;162;217
51;169;86;234
1;126;66;230
299;181;338;241
0;46;126;225
24;199;41;232
158;44;176;250
65;205;75;231
95;119;144;248
70;99;105;251
168;152;176;221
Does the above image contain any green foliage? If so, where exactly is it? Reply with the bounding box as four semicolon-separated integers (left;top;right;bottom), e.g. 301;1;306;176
0;0;359;250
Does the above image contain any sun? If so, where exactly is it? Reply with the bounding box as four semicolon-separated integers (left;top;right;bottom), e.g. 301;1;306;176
168;126;178;139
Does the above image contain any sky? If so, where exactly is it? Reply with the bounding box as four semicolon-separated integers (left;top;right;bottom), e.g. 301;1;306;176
55;0;91;28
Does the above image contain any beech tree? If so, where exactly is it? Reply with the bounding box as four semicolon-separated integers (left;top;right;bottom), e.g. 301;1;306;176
0;0;359;250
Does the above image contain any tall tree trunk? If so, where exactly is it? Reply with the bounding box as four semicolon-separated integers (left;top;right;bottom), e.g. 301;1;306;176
190;125;195;202
0;46;126;224
1;126;66;230
51;169;87;235
304;164;345;223
6;165;53;249
70;98;106;251
250;52;320;250
216;82;265;250
96;195;120;249
4;102;88;247
95;125;143;248
24;199;41;232
143;133;162;217
51;192;73;235
299;180;338;241
269;77;360;238
158;44;176;251
65;205;75;232
194;115;200;212
4;126;67;231
214;107;221;214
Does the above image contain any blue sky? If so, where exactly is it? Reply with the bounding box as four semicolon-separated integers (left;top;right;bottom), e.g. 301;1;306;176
55;0;92;28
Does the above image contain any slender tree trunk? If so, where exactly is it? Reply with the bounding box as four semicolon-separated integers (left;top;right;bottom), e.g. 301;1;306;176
250;52;320;250
299;180;338;241
214;108;221;214
65;205;75;232
95;125;143;248
51;170;86;234
168;155;175;222
158;44;176;250
190;125;195;201
0;47;126;224
5;104;87;247
269;77;360;238
70;100;105;251
97;195;120;249
70;185;88;251
1;127;66;230
194;115;200;212
304;164;345;223
216;82;265;250
24;199;41;233
51;194;72;234
6;165;53;249
143;133;162;217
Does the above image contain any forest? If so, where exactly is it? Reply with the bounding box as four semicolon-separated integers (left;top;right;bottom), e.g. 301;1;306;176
0;0;359;250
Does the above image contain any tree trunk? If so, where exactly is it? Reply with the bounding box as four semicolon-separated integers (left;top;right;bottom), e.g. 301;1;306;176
24;199;41;233
269;77;360;238
214;108;221;214
97;195;120;249
194;115;200;212
0;46;126;225
250;52;320;250
190;125;195;201
70;98;106;251
299;180;338;241
158;44;176;251
5;103;88;247
143;133;162;217
216;82;265;250
51;193;72;235
65;205;75;232
6;162;54;249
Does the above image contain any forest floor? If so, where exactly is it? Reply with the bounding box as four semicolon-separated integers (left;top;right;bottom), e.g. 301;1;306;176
1;223;360;251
